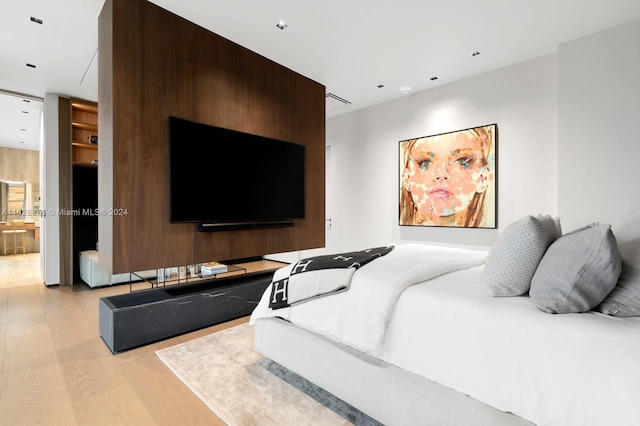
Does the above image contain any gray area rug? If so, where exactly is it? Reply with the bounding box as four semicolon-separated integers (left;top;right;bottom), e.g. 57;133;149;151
155;323;382;426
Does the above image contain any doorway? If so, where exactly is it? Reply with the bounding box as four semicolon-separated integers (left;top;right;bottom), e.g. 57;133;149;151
0;91;44;287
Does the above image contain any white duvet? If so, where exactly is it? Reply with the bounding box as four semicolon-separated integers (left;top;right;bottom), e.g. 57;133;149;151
250;243;488;355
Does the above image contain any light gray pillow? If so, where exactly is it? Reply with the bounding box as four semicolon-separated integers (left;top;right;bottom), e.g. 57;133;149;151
484;215;559;297
552;216;563;238
530;224;621;314
596;209;640;316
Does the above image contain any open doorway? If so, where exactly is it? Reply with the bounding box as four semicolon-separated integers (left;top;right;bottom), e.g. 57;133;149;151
0;91;44;288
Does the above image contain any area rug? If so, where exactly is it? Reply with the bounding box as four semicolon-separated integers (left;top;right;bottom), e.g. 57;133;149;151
155;323;379;426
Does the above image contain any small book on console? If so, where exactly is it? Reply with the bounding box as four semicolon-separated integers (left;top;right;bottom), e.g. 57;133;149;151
201;262;228;275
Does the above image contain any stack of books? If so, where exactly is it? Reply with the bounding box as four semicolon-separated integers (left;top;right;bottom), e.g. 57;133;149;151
201;262;228;276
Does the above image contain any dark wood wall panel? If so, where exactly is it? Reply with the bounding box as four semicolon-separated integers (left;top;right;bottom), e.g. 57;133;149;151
98;0;114;274
58;97;73;284
111;0;196;272
100;0;325;273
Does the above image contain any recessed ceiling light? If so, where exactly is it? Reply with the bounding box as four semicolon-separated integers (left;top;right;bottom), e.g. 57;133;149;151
472;51;480;57
377;84;384;88
30;16;43;25
276;21;288;30
26;63;36;68
430;76;438;81
399;85;412;94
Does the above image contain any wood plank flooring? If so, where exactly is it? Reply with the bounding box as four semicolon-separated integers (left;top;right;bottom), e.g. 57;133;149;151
0;254;249;425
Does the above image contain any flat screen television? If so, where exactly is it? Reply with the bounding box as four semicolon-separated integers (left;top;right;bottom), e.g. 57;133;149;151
168;116;305;230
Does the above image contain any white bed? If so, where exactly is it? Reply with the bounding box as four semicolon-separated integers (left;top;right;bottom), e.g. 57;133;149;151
251;234;640;425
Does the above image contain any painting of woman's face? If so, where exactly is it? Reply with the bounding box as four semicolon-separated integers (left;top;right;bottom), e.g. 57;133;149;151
400;125;496;228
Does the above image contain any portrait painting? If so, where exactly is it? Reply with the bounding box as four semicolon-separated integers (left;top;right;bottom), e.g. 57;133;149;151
399;124;496;228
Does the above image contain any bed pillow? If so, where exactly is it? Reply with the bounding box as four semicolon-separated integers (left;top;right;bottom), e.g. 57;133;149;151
596;209;640;316
552;216;562;238
530;224;621;314
484;215;559;297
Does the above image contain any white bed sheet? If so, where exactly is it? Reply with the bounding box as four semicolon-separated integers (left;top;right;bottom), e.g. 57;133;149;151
382;265;640;426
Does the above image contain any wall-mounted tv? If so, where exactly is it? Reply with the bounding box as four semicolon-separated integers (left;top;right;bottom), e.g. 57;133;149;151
168;116;305;230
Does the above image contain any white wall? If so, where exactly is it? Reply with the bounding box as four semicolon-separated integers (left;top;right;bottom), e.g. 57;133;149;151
266;18;640;263
324;54;558;251
558;19;640;233
41;93;60;285
316;18;640;255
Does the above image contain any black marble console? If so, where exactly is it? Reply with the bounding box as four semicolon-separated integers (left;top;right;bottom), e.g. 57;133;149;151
98;272;272;353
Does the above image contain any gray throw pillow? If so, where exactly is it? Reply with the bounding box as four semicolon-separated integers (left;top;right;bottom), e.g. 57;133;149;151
484;215;559;297
596;209;640;316
530;224;621;314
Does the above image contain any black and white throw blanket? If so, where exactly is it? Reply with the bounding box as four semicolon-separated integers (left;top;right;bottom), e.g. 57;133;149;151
268;246;394;309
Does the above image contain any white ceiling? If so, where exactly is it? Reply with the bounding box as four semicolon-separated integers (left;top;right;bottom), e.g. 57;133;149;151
0;91;43;151
2;0;640;152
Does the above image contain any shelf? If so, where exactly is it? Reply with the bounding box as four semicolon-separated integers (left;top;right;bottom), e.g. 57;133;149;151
72;143;98;165
71;102;98;114
72;121;98;132
72;142;98;150
72;161;98;168
129;263;248;291
123;260;288;293
71;100;99;169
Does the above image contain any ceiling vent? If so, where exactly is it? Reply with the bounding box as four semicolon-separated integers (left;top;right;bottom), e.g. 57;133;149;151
326;93;351;112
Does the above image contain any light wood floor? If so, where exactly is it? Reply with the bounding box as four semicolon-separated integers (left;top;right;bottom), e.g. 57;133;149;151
0;254;248;425
0;253;43;289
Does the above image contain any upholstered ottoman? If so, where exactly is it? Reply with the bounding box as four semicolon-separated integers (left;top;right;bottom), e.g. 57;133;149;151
80;250;135;288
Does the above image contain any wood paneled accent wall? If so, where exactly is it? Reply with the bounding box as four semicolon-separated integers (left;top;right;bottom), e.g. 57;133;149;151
58;97;73;285
0;147;39;183
98;0;325;273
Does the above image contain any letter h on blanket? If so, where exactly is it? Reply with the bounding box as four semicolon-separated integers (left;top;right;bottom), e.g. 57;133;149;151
271;279;289;304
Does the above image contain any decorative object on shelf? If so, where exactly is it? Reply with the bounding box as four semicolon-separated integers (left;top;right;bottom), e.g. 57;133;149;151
399;124;497;229
201;262;228;275
188;264;198;277
90;135;99;144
